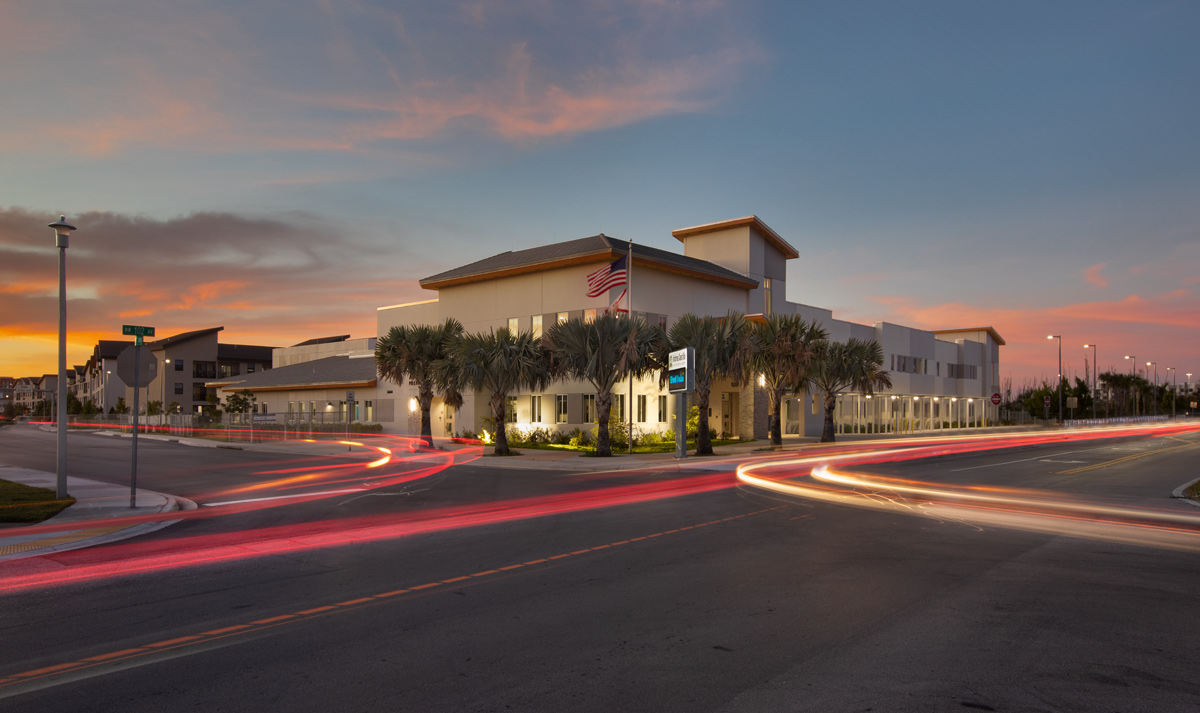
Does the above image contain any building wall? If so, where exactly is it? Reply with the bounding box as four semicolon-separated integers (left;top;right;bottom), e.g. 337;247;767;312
274;337;377;368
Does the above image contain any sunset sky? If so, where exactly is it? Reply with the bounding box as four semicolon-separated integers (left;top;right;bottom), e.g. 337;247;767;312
2;1;1198;390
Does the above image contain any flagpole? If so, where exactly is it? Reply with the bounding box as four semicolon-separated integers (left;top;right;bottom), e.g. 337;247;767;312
628;238;633;454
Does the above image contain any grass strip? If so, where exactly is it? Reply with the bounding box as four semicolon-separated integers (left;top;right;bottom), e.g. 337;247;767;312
0;479;76;524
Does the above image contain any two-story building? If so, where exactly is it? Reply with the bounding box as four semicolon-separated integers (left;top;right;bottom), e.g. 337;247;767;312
376;216;1004;440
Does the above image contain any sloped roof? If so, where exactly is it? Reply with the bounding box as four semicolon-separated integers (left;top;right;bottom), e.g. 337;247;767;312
149;327;223;350
420;234;759;290
206;355;377;391
95;340;132;359
291;335;351;347
217;343;275;362
933;327;1007;347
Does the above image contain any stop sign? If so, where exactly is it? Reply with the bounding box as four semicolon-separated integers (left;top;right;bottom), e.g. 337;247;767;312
991;393;1001;406
116;345;157;387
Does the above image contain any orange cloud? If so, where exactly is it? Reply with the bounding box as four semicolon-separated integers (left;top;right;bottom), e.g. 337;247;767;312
1083;263;1108;288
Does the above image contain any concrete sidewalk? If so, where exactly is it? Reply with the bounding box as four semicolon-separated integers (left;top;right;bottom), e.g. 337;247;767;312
0;465;192;561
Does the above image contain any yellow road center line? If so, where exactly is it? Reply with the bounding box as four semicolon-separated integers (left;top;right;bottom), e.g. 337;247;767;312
1057;442;1195;475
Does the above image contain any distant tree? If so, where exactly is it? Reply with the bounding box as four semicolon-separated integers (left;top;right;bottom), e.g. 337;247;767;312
224;390;256;415
80;398;100;416
113;397;130;415
166;401;182;415
376;318;465;449
66;392;83;415
144;400;163;416
807;338;893;443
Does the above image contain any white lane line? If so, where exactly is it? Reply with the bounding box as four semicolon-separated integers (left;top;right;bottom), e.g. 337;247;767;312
202;489;364;506
950;450;1090;472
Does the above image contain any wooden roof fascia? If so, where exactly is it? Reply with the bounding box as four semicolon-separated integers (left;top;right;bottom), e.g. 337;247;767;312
230;379;377;393
420;250;614;290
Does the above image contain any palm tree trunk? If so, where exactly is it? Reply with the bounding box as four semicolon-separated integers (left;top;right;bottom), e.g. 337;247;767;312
696;386;713;455
418;388;434;449
595;391;612;456
491;395;510;455
769;386;783;446
821;393;837;443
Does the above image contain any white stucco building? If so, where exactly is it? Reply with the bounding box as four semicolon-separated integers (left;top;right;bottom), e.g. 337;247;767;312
377;216;1004;440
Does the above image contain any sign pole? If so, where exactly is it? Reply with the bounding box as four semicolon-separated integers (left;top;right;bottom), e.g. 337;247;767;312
131;337;140;507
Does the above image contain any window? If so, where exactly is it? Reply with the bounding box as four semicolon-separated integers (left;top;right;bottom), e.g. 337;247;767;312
218;362;239;378
309;401;316;414
507;317;519;333
365;401;373;421
506;396;518;423
193;384;209;402
555;394;568;423
584;309;596;323
174;383;183;395
530;395;542;422
637;394;647;423
557;312;568;325
174;360;184;372
763;277;772;316
612;394;625;422
193;361;216;379
658;395;667;423
658;315;667;330
583;394;596;422
247;364;255;373
288;401;294;414
531;315;542;339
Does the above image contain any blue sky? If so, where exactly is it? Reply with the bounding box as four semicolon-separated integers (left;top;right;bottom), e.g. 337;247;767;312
2;0;1198;388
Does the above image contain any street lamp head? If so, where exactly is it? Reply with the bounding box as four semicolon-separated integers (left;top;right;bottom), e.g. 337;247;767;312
48;215;76;248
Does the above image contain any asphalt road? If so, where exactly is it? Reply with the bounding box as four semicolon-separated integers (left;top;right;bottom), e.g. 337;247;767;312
2;426;1199;712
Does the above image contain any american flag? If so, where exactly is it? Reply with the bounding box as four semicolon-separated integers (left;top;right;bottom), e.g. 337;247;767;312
585;255;627;297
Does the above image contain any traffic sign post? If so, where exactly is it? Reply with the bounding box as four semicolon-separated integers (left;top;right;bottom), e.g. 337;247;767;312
668;348;694;459
120;326;155;507
1044;395;1051;424
346;391;355;450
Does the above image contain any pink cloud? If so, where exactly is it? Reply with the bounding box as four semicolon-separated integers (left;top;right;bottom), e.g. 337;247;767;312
1083;263;1108;288
867;291;1200;386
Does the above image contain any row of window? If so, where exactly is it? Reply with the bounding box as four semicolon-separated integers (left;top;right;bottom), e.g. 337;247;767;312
504;393;670;424
286;400;375;420
890;354;981;380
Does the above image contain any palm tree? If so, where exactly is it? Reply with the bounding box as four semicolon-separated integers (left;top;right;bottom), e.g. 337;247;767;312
807;338;893;443
751;314;827;446
375;318;464;448
442;327;550;456
543;314;661;457
665;311;753;455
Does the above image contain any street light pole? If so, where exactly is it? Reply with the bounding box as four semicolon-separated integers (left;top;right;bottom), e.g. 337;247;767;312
1084;343;1098;420
1047;335;1062;424
1124;355;1137;416
161;358;171;430
1147;362;1157;417
49;216;76;500
1166;367;1176;419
